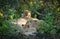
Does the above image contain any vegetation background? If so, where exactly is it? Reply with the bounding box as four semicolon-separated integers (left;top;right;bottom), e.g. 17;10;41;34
0;0;60;39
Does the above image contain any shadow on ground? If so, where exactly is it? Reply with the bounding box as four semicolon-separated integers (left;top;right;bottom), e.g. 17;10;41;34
0;33;60;39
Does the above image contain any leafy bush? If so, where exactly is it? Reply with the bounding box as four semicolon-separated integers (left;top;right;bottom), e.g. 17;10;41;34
38;20;57;34
0;0;60;38
0;20;20;35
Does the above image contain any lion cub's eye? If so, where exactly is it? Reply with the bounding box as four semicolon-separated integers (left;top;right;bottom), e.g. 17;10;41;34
22;24;24;26
28;25;29;28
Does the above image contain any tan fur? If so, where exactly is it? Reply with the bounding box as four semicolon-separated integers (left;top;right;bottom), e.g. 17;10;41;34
22;10;31;18
19;10;39;29
11;10;40;35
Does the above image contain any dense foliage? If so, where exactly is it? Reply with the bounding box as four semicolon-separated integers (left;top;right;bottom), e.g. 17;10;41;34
0;0;60;37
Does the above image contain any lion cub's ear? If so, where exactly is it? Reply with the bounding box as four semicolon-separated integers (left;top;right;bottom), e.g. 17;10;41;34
22;10;31;18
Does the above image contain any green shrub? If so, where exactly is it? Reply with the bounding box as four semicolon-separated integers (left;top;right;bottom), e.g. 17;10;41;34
0;20;20;35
